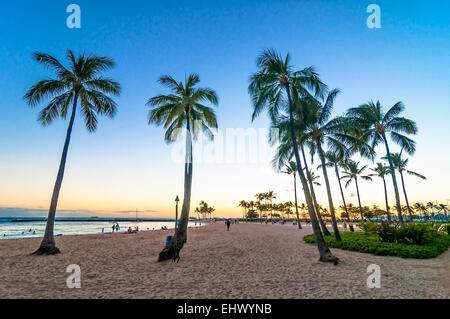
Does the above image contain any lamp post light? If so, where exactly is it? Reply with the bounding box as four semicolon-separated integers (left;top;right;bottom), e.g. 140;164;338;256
175;196;180;230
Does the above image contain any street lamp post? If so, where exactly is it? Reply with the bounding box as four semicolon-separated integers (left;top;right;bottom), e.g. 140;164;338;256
175;196;180;230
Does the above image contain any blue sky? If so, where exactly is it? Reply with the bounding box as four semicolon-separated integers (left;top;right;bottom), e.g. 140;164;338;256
0;0;449;217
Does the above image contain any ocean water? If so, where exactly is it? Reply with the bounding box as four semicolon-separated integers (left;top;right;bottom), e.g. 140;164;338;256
0;217;204;240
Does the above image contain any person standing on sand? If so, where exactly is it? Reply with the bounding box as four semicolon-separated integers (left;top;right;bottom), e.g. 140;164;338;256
112;224;116;233
226;219;231;231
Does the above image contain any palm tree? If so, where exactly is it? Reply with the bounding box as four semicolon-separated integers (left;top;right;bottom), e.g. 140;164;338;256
280;161;302;229
266;191;277;223
305;169;321;186
24;50;121;254
148;73;218;262
413;202;427;218
340;160;372;220
369;163;392;222
249;49;338;263
323;151;352;224
270;118;332;236
248;201;257;221
345;101;418;226
255;193;266;223
302;89;349;241
426;202;437;221
238;200;248;219
382;152;426;218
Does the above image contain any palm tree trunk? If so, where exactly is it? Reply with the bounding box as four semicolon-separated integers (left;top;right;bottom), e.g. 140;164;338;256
285;85;338;264
158;109;193;262
34;93;79;255
382;133;404;226
399;170;413;219
335;165;350;223
293;172;302;229
300;145;331;236
382;177;391;222
317;144;341;241
354;177;364;221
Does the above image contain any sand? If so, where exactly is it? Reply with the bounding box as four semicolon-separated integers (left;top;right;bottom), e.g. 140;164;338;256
0;222;448;299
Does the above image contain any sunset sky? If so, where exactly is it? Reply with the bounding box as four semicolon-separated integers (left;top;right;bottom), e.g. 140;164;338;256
0;0;449;218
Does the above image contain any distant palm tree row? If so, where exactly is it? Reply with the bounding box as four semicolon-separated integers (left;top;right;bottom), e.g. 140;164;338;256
238;193;300;226
195;201;215;220
25;48;433;265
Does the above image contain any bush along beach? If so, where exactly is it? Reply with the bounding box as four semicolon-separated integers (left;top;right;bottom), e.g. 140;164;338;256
303;222;450;259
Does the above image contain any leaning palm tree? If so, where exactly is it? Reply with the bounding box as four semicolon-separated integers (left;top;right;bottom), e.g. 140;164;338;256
280;161;302;229
382;152;426;218
270;116;332;236
249;48;338;263
147;73;218;262
340;160;372;220
24;50;121;255
345;101;418;226
369;163;392;222
302;89;353;241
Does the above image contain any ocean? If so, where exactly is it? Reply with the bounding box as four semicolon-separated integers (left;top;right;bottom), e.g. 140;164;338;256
0;217;204;239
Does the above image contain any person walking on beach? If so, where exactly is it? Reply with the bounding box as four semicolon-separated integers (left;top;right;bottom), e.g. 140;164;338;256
116;223;120;231
226;219;231;231
112;224;116;233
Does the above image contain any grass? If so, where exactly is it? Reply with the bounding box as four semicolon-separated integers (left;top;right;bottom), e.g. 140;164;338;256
303;231;450;259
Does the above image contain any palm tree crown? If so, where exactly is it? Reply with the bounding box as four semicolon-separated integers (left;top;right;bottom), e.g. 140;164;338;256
147;74;218;143
25;50;121;132
346;101;417;155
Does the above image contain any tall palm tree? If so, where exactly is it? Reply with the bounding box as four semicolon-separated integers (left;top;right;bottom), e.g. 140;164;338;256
345;101;418;226
24;50;121;255
302;89;350;241
148;73;218;262
382;152;426;218
323;151;352;224
340;160;372;220
249;49;338;263
270;117;332;236
369;163;392;222
280;161;302;229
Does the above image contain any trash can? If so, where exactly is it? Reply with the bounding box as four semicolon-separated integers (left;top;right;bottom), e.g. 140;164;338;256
165;235;173;246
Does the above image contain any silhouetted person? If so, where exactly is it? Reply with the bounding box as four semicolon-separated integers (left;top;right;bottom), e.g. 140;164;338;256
226;219;231;231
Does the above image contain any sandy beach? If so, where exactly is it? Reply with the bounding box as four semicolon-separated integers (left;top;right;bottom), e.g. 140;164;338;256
0;223;448;299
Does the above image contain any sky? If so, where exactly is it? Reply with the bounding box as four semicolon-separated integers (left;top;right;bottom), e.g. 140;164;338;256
0;0;449;218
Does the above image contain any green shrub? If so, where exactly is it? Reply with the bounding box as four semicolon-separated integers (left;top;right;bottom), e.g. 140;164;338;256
358;221;379;233
303;231;450;259
376;222;398;243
